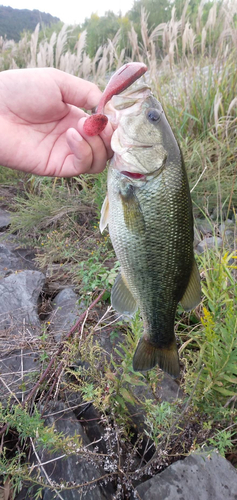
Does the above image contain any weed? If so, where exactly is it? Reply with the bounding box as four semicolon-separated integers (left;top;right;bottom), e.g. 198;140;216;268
1;1;237;496
9;180;120;302
9;183;90;238
183;249;237;410
208;428;234;457
74;247;119;301
0;403;87;497
144;400;177;447
0;165;25;185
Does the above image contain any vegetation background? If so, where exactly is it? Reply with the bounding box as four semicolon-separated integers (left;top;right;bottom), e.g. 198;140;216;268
0;0;237;498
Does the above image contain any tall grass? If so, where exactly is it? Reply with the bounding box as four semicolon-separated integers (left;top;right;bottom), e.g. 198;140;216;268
0;1;236;214
0;1;236;78
1;1;236;138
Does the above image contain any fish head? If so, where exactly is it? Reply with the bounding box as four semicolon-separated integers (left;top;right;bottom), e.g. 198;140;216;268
105;80;180;180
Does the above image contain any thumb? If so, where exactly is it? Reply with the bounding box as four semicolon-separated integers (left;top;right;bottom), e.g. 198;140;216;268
53;69;102;110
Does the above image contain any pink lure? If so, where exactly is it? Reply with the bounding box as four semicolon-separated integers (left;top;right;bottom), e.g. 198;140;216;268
83;62;147;136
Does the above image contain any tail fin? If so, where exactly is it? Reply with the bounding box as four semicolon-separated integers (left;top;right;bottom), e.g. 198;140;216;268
133;336;180;378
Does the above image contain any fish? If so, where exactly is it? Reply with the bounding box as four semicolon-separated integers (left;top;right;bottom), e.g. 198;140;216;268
85;64;201;378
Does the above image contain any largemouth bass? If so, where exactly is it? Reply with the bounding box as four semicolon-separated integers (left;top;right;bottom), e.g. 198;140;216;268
99;72;201;378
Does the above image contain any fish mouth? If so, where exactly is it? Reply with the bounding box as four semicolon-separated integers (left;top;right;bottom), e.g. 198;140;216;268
124;142;154;149
120;168;162;181
121;171;146;180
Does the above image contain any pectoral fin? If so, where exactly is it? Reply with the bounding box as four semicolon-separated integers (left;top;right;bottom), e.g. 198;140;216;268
111;271;137;316
180;259;202;311
119;184;145;235
99;194;109;233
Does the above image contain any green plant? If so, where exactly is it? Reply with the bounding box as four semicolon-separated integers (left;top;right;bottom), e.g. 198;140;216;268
183;250;237;410
0;403;84;496
0;165;25;185
208;428;234;457
144;400;177;446
9;183;89;237
0;404;81;451
65;312;153;426
75;250;119;300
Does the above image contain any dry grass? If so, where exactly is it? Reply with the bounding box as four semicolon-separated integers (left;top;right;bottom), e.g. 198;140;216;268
0;0;236;222
0;0;236;80
0;0;236;218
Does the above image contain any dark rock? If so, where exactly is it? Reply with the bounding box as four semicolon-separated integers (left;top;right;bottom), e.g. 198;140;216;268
218;221;236;248
218;219;234;232
39;402;115;500
223;231;235;249
211;208;228;221
0;348;40;402
96;319;128;357
133;451;237;499
50;288;85;342
125;382;157;463
65;390;107;454
155;373;182;403
196;236;223;254
0;268;44;403
195;218;214;236
0;270;45;333
0;238;38;279
0;243;21;278
0;208;11;230
126;374;183;463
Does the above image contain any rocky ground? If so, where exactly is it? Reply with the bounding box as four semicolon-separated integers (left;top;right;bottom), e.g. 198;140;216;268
0;206;237;499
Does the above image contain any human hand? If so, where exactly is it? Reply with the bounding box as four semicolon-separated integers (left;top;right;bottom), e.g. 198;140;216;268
0;68;113;177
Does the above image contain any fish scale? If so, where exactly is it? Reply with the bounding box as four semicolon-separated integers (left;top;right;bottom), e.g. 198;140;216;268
101;85;201;378
108;159;193;342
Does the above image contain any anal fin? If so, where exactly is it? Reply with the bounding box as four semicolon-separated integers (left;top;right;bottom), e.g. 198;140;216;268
133;337;180;378
180;258;201;311
111;271;137;316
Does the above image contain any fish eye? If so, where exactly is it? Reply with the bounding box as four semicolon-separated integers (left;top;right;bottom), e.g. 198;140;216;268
147;108;162;123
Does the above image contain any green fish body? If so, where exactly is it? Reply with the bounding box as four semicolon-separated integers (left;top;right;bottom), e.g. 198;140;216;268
100;85;201;378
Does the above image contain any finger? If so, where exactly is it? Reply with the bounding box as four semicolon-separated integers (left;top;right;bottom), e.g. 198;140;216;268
77;117;111;173
78;117;113;161
53;69;102;110
66;128;93;174
66;127;108;174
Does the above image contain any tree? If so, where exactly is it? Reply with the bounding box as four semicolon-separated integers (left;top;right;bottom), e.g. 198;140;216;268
128;0;173;30
82;12;121;58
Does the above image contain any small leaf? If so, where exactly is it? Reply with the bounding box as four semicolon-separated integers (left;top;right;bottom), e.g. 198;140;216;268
106;371;117;382
221;374;237;384
213;386;237;396
120;387;136;405
115;395;126;409
227;364;237;376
